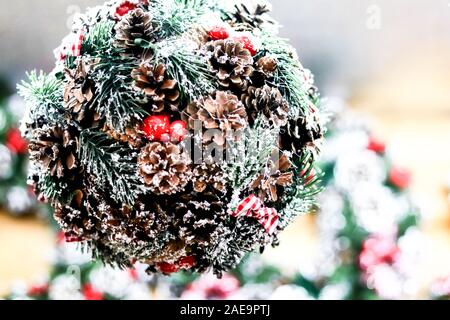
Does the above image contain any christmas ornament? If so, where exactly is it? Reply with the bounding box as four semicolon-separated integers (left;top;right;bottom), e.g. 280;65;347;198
19;0;324;276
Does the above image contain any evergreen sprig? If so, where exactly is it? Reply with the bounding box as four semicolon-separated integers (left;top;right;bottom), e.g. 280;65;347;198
148;0;209;38
18;71;65;133
278;153;324;228
260;33;314;119
223;117;280;208
40;174;75;206
92;54;148;132
82;21;115;55
79;130;143;205
159;44;216;101
18;71;62;107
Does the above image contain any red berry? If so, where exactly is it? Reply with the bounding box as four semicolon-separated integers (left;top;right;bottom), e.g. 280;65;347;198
170;120;187;142
367;136;386;154
233;36;257;56
6;128;28;154
142;115;171;141
115;1;137;18
389;167;411;190
179;256;196;269
157;262;179;274
82;284;104;301
208;26;230;40
65;233;83;243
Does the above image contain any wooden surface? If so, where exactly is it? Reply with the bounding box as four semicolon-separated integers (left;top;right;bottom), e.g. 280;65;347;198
0;214;53;295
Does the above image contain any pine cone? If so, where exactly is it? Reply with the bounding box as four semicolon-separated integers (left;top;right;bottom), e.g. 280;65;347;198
256;56;277;76
54;190;99;239
250;153;293;202
131;63;180;113
229;3;275;30
192;163;226;193
139;192;229;269
63;59;95;122
114;8;155;55
182;91;248;147
280;116;323;157
138;142;192;195
29;126;80;179
205;39;254;91
186;26;210;47
102;123;144;149
252;55;278;86
241;85;289;126
146;240;188;265
174;192;228;250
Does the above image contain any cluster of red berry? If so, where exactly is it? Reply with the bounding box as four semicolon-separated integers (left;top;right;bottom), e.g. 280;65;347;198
208;26;258;56
156;256;196;274
141;115;187;143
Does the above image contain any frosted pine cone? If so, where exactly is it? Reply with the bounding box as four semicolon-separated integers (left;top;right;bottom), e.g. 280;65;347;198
280;116;324;158
54;190;99;239
252;55;278;86
131;63;180;112
241;85;289;126
29;126;80;180
114;8;155;55
102;123;145;149
174;192;227;250
256;56;277;77
250;153;293;202
138;142;192;195
205;39;254;91
192;163;226;193
182;91;248;147
63;59;95;122
227;2;275;30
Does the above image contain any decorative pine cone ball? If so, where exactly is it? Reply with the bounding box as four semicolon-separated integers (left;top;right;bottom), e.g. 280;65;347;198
19;0;325;276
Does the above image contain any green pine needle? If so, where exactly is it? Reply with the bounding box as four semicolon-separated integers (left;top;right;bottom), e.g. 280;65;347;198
149;0;209;38
79;130;144;205
18;71;62;106
82;21;115;55
223;117;280;206
91;54;149;132
260;33;314;119
159;44;216;101
17;71;65;135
